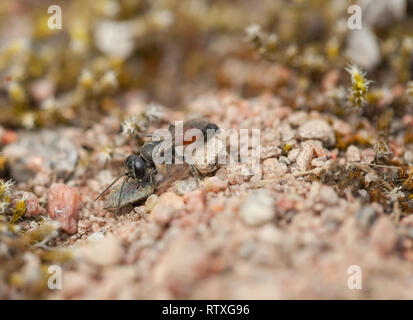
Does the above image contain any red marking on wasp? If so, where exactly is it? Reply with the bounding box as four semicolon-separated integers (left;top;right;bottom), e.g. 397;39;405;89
183;135;198;145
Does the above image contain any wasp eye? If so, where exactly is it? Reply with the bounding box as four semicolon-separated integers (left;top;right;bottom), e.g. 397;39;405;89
133;158;146;179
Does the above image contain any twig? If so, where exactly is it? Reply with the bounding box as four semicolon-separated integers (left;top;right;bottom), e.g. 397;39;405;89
349;162;402;169
292;168;323;177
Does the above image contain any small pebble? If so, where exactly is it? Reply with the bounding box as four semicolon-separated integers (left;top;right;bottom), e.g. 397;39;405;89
370;217;398;255
296;142;314;171
404;150;413;165
346;145;361;162
278;156;290;165
365;172;378;185
204;176;227;193
48;183;81;234
319;185;339;205
144;194;159;213
240;190;275;226
151;192;184;225
1;130;18;145
361;148;376;164
11;191;44;218
260;145;282;160
173;177;198;196
262;158;287;179
332;119;352;136
287;148;300;162
191;137;226;175
298;119;335;147
227;164;250;185
277;197;295;211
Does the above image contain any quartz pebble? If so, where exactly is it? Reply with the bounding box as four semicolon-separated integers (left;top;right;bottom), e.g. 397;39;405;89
191;137;226;175
260;145;282;160
173;178;198;196
48;183;81;234
262;158;287;179
151;192;185;225
298;119;335;147
296;143;314;171
346;145;361;162
240;190;275;226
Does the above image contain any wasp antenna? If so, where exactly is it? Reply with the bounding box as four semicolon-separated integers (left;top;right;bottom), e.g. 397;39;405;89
94;174;125;202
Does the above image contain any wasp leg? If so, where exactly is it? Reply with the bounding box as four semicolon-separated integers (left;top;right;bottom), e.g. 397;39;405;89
116;176;129;218
189;164;201;185
149;169;157;190
149;174;154;190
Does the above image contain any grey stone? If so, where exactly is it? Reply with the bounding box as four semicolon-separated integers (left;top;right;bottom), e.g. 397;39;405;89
346;28;381;71
3;130;78;182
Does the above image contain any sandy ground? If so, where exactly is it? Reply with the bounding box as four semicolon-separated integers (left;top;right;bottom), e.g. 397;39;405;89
3;92;412;299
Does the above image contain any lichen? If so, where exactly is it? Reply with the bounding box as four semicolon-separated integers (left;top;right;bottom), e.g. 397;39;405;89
346;64;372;108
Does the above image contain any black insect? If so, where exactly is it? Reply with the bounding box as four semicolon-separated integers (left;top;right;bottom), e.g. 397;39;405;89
94;141;159;215
155;118;221;180
167;118;220;143
95;118;220;215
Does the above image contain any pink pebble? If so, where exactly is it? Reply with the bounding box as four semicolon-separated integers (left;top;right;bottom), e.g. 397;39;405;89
12;191;44;218
48;183;80;234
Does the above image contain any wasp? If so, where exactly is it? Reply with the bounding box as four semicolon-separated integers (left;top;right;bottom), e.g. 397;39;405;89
158;118;220;179
95;118;220;215
94;141;159;215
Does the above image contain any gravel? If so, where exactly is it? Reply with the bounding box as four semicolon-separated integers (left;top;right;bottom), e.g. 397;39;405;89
240;189;275;226
3;93;413;300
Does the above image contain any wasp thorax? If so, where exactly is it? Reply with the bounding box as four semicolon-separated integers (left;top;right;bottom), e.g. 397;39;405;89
205;123;220;133
141;141;159;163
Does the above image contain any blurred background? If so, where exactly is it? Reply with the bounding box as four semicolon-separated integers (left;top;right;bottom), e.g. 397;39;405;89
0;0;412;129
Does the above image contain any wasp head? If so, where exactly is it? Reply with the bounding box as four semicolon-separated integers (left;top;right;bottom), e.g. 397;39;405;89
125;154;147;180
